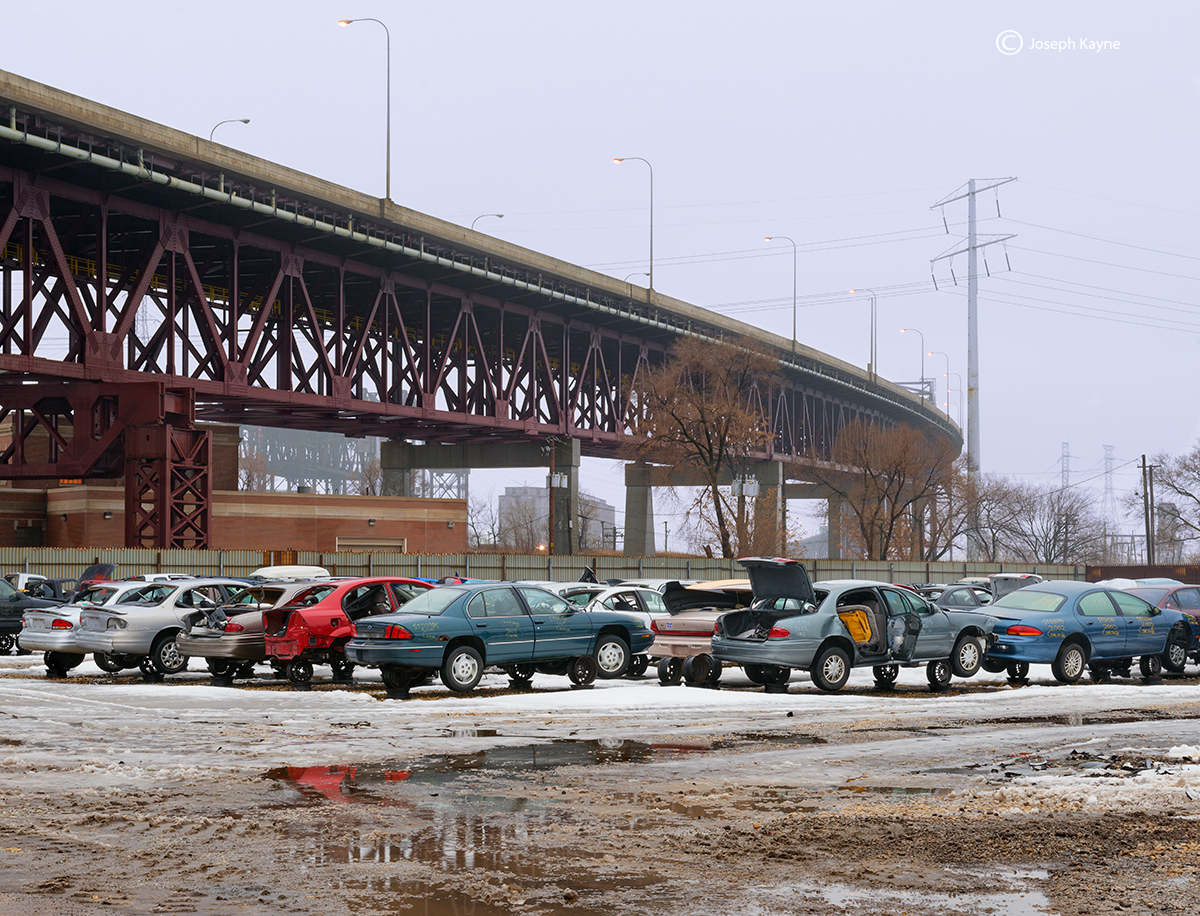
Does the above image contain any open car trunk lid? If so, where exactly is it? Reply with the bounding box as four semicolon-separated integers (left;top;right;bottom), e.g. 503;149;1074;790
738;557;816;606
661;582;743;615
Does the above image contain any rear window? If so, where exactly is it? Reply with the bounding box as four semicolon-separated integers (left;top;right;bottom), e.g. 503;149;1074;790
992;589;1067;613
393;587;463;616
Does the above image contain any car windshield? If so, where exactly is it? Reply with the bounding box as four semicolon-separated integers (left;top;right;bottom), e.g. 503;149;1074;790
992;589;1067;613
72;585;120;605
0;579;18;599
1128;587;1168;605
390;587;463;616
291;586;338;607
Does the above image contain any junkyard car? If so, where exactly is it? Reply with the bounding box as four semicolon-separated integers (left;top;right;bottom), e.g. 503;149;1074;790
582;585;671;677
344;582;655;693
74;579;247;675
935;584;993;612
711;559;995;692
262;577;434;684
1126;583;1200;671
19;581;155;675
648;579;749;685
176;580;324;677
0;578;61;654
984;581;1192;682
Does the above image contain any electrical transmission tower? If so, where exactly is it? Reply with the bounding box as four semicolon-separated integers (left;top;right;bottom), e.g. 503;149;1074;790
1100;445;1120;562
1061;442;1071;489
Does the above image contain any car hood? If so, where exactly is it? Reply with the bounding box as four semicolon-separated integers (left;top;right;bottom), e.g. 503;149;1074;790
738;558;816;606
661;582;742;614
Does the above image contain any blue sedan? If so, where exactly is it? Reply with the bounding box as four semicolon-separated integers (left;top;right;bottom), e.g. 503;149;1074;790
983;581;1192;682
344;582;655;693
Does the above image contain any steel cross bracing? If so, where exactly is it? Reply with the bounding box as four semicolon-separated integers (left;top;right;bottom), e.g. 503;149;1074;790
0;162;885;466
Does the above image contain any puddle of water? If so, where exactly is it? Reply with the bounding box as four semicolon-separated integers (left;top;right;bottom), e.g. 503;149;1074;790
737;879;1050;916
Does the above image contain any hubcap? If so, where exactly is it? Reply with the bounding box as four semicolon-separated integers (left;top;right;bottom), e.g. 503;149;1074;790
1064;649;1083;678
1169;636;1187;667
451;653;478;684
160;641;183;669
959;641;980;669
823;655;845;683
598;642;626;672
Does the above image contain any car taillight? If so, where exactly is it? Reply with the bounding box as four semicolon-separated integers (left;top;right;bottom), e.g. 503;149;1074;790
768;626;790;638
384;624;412;640
51;619;73;630
1006;624;1043;636
224;621;245;633
650;619;660;633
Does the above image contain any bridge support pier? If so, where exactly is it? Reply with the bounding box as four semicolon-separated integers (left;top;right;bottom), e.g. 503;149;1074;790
380;439;580;555
623;463;657;557
782;483;844;559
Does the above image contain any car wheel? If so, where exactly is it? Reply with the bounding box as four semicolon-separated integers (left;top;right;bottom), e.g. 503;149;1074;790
627;654;650;678
150;633;188;675
811;646;850;692
683;654;713;686
705;658;723;686
981;658;1007;674
504;662;536;681
441;646;483;693
235;663;257;679
0;634;13;653
1006;661;1029;680
206;658;235;677
330;660;355;681
927;659;953;691
1139;654;1162;678
381;665;414;690
743;663;770;685
1088;664;1109;683
1051;643;1086;684
951;635;983;677
94;652;124;674
657;657;683;685
535;660;570;677
873;664;899;687
761;665;791;687
594;634;630;679
45;651;82;673
286;658;314;685
1163;625;1189;674
568;655;598;686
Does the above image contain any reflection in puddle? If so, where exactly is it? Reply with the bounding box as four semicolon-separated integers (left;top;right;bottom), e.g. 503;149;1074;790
746;879;1050;916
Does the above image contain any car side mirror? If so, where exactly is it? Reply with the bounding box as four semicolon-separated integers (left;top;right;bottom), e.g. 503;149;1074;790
1151;607;1161;616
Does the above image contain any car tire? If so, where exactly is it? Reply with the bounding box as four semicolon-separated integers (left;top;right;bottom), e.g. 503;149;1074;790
381;665;414;690
743;663;770;685
951;635;983;678
441;646;483;693
206;658;235;677
927;659;952;691
45;651;82;673
235;662;257;679
568;654;598;686
594;634;630;679
286;658;314;685
683;654;713;686
627;654;650;678
94;652;124;674
1139;654;1162;678
873;663;899;687
981;658;1007;674
657;657;683;686
0;634;14;654
1163;625;1189;674
810;646;850;692
1051;642;1086;684
149;632;188;675
330;659;355;681
504;662;536;682
1006;661;1029;680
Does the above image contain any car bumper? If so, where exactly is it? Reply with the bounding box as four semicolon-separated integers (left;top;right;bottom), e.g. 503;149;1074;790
18;630;83;653
177;632;264;661
984;636;1061;665
75;631;155;655
343;640;444;669
711;634;818;669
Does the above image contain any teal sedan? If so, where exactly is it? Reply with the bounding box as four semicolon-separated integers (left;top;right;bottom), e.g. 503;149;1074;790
983;581;1192;682
344;583;655;694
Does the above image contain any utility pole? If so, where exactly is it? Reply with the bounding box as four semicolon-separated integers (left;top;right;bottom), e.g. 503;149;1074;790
1141;454;1157;565
662;520;669;553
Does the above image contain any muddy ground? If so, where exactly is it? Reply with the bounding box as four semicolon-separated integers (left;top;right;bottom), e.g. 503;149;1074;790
2;666;1200;915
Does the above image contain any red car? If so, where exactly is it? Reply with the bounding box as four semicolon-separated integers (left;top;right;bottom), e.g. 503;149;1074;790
263;577;433;685
1126;584;1200;673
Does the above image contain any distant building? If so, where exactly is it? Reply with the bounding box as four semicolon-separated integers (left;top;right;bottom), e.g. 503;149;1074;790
497;487;617;552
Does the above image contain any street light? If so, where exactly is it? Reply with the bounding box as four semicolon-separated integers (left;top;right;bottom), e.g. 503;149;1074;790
624;271;650;284
339;17;392;201
948;372;964;427
929;350;951;415
471;213;504;230
209;118;249;141
849;288;878;380
613;157;653;292
764;236;798;353
900;328;926;402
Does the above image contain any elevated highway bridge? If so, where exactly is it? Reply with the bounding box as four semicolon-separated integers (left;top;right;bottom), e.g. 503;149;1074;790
0;69;959;554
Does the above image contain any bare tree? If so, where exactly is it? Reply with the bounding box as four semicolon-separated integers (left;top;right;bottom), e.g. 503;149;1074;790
808;420;959;560
238;434;274;491
467;490;500;550
498;498;546;553
1000;482;1107;565
1148;445;1200;558
625;336;778;558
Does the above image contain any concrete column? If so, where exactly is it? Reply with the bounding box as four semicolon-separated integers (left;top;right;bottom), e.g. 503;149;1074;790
547;439;579;556
751;460;786;556
624;462;656;557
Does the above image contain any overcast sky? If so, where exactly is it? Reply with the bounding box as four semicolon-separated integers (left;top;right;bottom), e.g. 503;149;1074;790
7;1;1199;547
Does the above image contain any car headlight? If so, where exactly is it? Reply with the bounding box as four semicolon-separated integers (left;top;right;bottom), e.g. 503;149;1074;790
106;618;127;630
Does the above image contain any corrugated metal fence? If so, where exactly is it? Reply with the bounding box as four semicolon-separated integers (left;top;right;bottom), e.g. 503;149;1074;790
0;546;1084;584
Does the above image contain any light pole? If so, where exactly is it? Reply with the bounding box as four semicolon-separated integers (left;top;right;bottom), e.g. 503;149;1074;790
849;288;878;380
339;17;392;201
471;213;504;230
764;236;798;353
209;118;249;141
948;373;964;427
624;271;650;284
900;328;926;401
929;350;951;415
663;520;669;553
613;157;653;292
